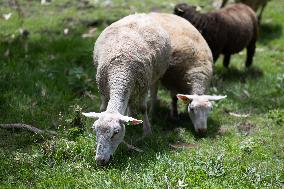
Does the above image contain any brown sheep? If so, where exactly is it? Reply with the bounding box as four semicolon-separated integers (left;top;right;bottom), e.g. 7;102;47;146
220;0;270;23
174;3;258;68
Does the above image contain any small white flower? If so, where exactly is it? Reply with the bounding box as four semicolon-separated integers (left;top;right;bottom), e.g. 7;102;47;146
3;13;12;20
64;28;69;35
178;179;188;188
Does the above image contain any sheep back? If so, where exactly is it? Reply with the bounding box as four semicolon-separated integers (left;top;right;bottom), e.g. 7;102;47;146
236;0;269;11
216;4;258;54
149;13;213;95
93;14;171;104
176;3;258;59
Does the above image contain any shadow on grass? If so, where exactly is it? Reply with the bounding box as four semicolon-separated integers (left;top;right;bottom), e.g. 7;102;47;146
0;130;44;146
1;26;221;171
0;30;99;128
108;103;222;169
149;101;221;137
258;22;283;45
214;66;264;83
0;31;100;179
177;112;221;139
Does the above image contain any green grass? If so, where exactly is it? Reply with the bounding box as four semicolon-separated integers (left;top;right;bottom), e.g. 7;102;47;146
0;0;284;188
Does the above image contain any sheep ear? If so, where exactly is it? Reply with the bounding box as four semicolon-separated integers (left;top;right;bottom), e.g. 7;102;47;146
121;116;143;125
82;112;102;119
176;94;194;104
196;5;202;11
177;94;227;102
204;95;227;101
176;7;184;13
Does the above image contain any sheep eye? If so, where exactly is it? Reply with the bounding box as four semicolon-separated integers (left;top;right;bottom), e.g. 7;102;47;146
111;129;119;138
189;106;194;112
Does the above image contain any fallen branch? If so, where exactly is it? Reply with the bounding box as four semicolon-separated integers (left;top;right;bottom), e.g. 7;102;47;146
0;123;57;135
123;141;143;153
169;143;198;149
229;112;250;118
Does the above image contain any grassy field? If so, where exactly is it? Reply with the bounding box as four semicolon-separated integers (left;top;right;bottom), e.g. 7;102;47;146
0;0;284;188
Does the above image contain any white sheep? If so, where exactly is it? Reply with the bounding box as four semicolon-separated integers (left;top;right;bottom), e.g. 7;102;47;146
149;13;227;134
83;13;171;165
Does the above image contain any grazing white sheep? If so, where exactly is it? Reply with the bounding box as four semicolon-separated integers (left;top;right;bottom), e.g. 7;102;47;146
83;13;171;165
149;13;227;134
176;95;226;133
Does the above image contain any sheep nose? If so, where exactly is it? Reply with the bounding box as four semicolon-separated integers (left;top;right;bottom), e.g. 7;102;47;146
197;128;207;134
96;157;109;166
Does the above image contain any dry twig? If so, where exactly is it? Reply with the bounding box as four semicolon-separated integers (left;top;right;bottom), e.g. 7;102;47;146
0;123;57;135
229;112;250;118
123;141;143;153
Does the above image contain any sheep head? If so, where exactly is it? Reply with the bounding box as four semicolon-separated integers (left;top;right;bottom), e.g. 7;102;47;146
177;94;226;135
82;112;142;165
174;3;199;17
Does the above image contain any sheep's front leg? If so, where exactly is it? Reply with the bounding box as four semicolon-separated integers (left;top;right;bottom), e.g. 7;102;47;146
220;0;228;8
150;81;158;114
127;100;136;117
223;54;231;68
140;96;152;136
170;92;178;119
245;40;256;68
127;106;135;117
257;2;267;24
100;95;108;112
213;53;220;63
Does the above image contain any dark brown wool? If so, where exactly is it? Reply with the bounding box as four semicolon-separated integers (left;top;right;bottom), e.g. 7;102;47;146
175;3;258;68
221;0;270;22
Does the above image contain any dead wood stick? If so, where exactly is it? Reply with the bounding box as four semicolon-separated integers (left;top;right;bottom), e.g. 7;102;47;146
0;123;57;135
123;141;143;153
